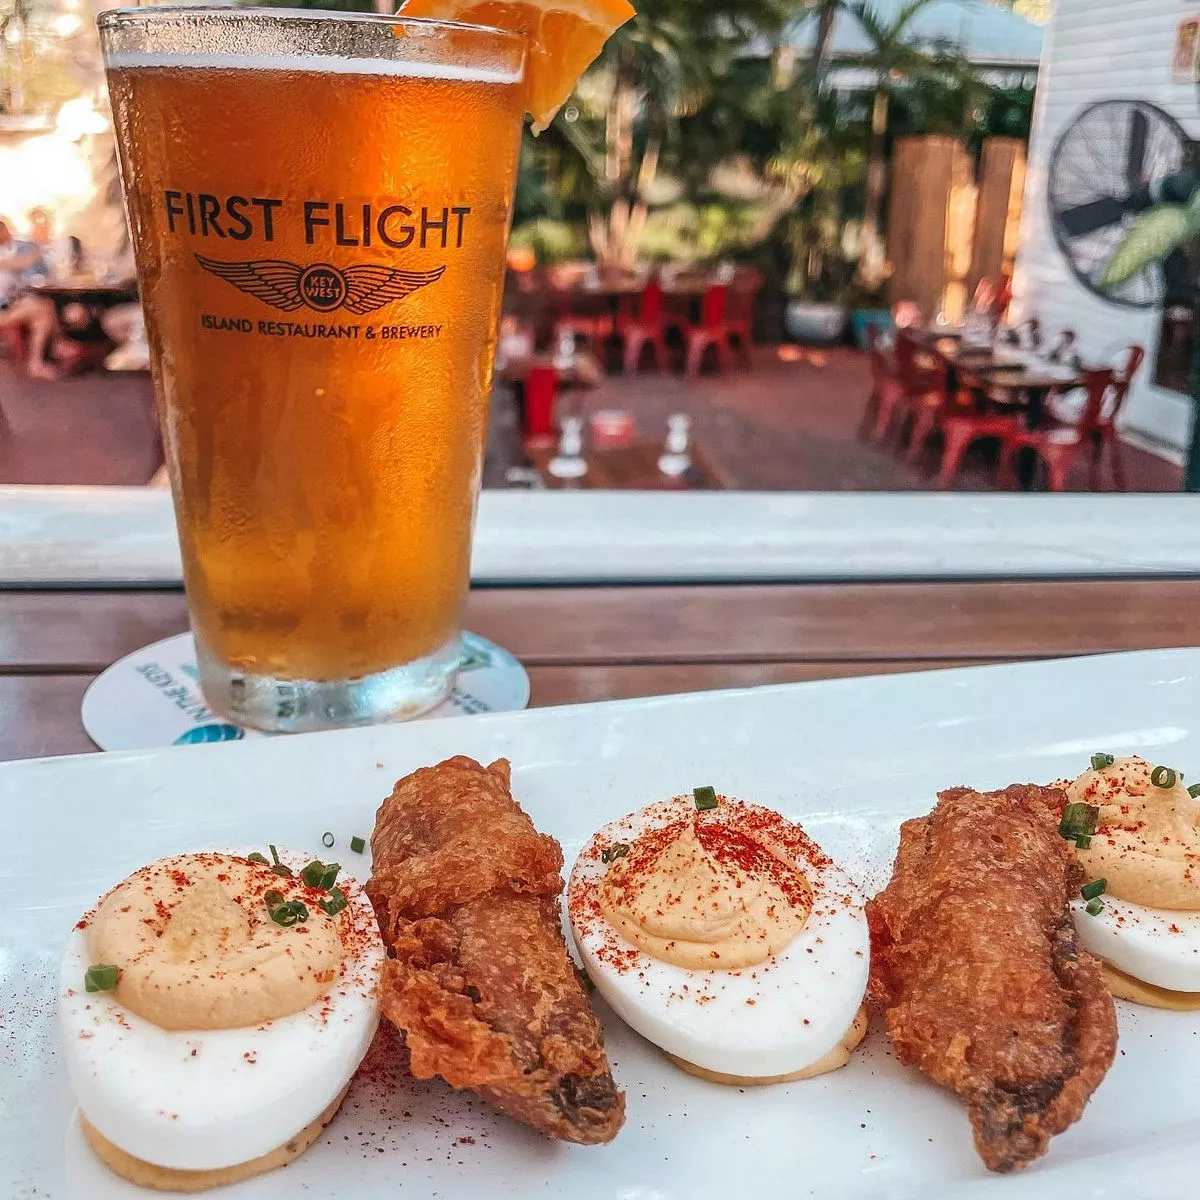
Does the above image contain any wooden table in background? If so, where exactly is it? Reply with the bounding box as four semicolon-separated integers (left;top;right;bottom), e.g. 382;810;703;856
4;579;1200;760
27;280;138;309
525;441;728;490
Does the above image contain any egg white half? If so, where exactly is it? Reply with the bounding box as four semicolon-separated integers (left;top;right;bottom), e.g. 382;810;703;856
568;797;870;1079
58;850;384;1172
1073;895;1200;992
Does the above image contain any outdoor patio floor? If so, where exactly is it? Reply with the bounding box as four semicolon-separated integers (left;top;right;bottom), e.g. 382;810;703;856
0;346;1182;491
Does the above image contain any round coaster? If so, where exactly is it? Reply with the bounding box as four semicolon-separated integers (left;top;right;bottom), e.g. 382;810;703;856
81;631;529;751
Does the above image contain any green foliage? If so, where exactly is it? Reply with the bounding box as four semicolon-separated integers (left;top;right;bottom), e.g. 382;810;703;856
509;217;587;263
512;0;1027;292
1189;189;1200;236
1102;206;1192;289
1;0;97;117
634;199;774;262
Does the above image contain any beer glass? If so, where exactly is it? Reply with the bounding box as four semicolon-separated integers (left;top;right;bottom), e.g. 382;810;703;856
99;7;526;732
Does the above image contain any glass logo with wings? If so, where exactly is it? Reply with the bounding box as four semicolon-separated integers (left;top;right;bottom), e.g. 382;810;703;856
195;255;446;314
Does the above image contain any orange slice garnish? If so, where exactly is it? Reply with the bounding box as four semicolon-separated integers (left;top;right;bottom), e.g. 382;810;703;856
400;0;635;131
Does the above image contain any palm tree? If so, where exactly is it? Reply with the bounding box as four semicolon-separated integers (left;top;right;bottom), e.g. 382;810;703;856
806;0;841;80
841;0;940;282
554;0;789;265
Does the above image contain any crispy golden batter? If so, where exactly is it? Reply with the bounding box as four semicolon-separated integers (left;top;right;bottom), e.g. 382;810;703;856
867;784;1117;1172
366;755;624;1144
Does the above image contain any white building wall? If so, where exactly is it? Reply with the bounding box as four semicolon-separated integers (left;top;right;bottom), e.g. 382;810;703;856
1012;0;1200;449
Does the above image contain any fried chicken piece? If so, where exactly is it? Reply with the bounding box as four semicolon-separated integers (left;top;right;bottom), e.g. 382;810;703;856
867;784;1117;1172
366;755;624;1144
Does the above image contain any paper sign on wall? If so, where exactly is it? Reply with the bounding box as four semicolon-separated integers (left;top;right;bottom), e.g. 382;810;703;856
1171;16;1200;81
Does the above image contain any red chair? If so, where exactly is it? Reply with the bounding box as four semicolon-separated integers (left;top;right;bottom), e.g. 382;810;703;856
970;277;998;311
992;273;1013;322
1001;350;1143;491
684;285;735;377
552;307;612;352
859;326;906;442
616;279;668;374
723;274;757;365
523;365;559;447
552;266;614;352
904;351;1021;488
1;320;111;376
871;328;940;444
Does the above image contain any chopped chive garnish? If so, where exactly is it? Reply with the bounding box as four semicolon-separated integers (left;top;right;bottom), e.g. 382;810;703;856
266;897;308;927
600;843;630;864
247;852;269;866
1151;766;1177;789
1081;878;1107;902
85;964;119;993
693;786;718;810
1058;802;1099;842
1090;752;1115;771
321;832;335;849
319;887;348;917
263;889;306;926
1075;835;1092;850
576;965;595;993
299;860;340;890
1188;783;1200;799
1085;897;1104;916
266;845;293;875
349;836;366;855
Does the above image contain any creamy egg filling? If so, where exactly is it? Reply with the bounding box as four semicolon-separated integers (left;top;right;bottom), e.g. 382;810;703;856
87;853;344;1030
599;817;812;971
1065;756;1200;911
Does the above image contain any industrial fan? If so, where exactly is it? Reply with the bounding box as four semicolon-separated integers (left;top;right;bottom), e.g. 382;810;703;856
1048;98;1193;308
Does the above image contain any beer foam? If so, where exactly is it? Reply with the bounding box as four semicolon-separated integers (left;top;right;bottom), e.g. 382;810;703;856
104;50;523;85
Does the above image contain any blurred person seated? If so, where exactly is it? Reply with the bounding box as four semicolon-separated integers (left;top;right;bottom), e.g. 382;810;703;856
102;302;150;372
0;296;111;379
27;207;54;251
46;235;89;283
0;217;45;311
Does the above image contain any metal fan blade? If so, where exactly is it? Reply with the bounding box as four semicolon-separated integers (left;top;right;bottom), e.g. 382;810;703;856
1126;107;1148;188
1058;195;1127;238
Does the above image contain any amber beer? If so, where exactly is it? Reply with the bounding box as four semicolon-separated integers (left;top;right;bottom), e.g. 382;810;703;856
100;9;526;731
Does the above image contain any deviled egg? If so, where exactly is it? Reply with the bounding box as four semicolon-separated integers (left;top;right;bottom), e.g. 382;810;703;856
567;788;869;1083
1062;755;1200;1009
59;847;384;1190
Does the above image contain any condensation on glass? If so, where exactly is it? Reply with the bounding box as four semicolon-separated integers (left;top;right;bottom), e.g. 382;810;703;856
99;7;526;731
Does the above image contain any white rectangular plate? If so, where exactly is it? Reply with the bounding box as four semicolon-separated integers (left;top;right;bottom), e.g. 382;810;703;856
4;648;1200;1199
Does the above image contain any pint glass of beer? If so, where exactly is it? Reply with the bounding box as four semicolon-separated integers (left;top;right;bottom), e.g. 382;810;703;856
99;8;526;732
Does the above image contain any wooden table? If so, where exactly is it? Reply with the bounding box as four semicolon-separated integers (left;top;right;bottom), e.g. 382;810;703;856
27;280;138;308
5;579;1200;761
918;336;1083;490
524;440;729;490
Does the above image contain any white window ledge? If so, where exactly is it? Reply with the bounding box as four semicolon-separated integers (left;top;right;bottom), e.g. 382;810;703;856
0;487;1197;586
